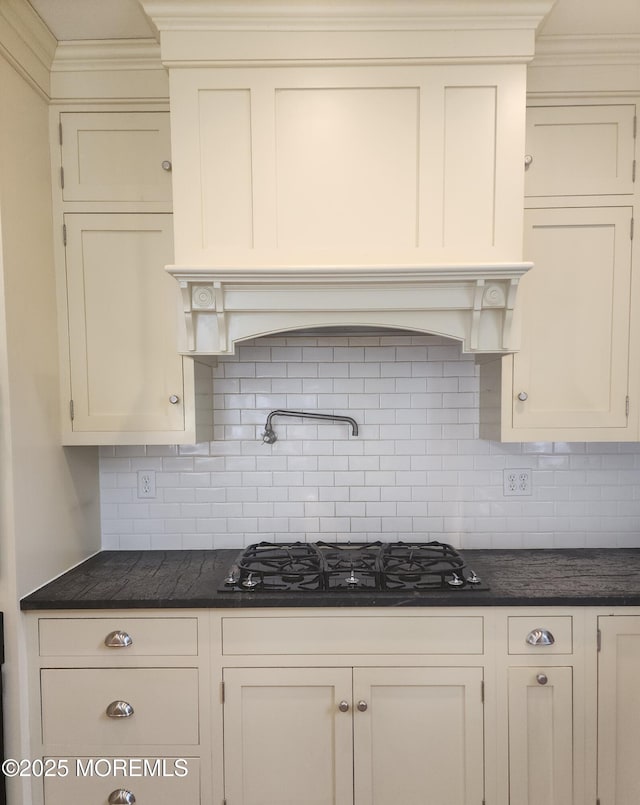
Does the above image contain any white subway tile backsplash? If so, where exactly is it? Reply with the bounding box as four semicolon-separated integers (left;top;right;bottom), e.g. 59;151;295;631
99;333;640;549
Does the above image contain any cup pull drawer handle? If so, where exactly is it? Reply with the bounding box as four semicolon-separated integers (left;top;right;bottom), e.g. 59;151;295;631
104;630;133;648
106;700;134;718
526;628;555;646
108;790;136;805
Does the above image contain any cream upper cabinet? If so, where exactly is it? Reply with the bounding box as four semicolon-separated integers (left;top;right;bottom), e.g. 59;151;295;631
168;64;526;267
511;206;633;434
525;105;636;197
54;109;213;445
63;213;193;440
479;101;638;443
597;616;640;805
60;111;172;204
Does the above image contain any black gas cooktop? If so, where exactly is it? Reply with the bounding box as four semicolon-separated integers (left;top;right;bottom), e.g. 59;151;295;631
220;540;488;593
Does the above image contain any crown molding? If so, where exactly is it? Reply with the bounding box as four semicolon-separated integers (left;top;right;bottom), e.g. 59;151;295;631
51;39;163;72
0;0;56;96
533;34;640;66
140;0;555;31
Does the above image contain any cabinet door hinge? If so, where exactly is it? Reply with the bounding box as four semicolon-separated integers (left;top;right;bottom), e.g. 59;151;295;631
69;399;75;421
597;628;602;652
62;223;67;246
60;166;64;189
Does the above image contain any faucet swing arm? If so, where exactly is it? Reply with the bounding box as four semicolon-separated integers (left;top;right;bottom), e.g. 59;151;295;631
262;410;359;443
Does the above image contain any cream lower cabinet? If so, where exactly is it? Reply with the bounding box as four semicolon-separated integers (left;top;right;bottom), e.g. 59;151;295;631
27;613;211;805
223;665;484;805
61;213;212;444
597;616;640;805
508;667;573;805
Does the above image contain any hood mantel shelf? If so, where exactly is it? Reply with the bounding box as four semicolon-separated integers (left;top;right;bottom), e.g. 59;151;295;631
168;263;532;355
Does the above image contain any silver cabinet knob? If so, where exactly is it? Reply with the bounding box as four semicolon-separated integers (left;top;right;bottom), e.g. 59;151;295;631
357;700;368;712
161;160;172;171
517;392;528;401
338;701;350;713
106;700;134;718
526;628;555;646
169;394;180;404
536;673;548;686
109;791;136;805
524;154;533;168
104;630;133;648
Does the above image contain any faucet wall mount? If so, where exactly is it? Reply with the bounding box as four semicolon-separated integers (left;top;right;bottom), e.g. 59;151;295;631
262;410;359;444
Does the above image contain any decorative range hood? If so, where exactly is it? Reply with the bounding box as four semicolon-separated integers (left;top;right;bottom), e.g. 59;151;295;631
140;0;555;355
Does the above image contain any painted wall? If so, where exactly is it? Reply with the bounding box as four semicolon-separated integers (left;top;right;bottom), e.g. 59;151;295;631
0;51;100;801
100;332;640;551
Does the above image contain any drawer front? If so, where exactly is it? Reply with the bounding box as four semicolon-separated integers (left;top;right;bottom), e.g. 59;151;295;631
41;669;199;746
43;758;200;805
507;616;573;655
38;617;198;657
222;615;484;655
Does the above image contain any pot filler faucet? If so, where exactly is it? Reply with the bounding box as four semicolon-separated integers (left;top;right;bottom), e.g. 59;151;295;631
262;410;359;444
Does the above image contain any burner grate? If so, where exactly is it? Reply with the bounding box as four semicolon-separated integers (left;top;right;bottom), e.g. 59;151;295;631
221;540;488;592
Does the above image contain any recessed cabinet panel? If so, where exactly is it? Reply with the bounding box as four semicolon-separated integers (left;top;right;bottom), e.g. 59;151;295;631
222;615;484;655
353;667;484;805
508;667;573;805
198;89;253;250
275;87;419;249
60;112;172;203
223;667;354;805
443;85;497;249
525;105;636;197
512;206;632;429
64;213;186;434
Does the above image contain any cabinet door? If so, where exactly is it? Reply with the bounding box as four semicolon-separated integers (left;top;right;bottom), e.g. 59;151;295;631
223;667;354;805
64;213;186;436
353;667;484;805
508;667;573;805
598;617;640;805
512;206;632;432
525;105;636;197
60;111;172;203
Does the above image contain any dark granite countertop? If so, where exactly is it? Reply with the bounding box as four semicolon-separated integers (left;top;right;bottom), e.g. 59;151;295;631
19;548;640;610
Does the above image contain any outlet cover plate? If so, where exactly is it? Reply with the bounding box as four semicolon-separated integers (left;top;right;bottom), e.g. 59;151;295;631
137;470;156;499
503;469;532;496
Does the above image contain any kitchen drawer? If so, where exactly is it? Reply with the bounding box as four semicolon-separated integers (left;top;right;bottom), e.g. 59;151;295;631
38;617;198;657
43;758;200;805
222;615;484;655
507;616;573;655
41;668;199;746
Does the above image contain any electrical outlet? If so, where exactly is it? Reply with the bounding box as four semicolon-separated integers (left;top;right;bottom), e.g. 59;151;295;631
137;470;156;499
503;469;532;496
